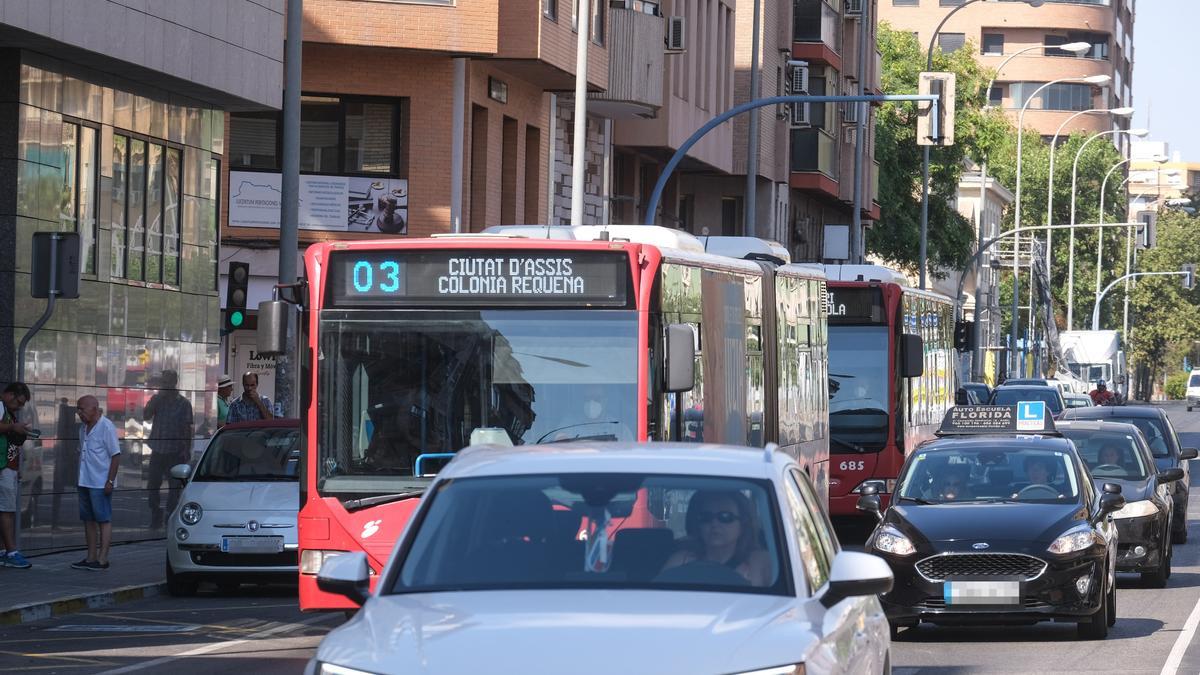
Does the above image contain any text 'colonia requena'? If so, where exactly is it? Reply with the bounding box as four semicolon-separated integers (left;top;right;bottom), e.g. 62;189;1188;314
438;257;586;295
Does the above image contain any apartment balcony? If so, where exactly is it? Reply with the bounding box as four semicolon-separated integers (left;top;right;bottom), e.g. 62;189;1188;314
789;127;839;200
492;0;608;91
589;5;664;119
792;0;842;71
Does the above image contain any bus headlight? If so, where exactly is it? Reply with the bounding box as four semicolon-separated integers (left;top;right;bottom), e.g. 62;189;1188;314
300;549;347;575
180;502;203;525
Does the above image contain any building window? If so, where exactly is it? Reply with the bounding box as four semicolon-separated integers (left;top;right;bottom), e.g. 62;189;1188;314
892;0;918;5
939;0;965;5
544;0;556;19
229;95;408;177
1042;82;1093;111
1045;32;1109;59
60;120;100;276
938;33;966;53
111;133;181;284
982;33;1004;55
794;0;838;48
988;85;1003;107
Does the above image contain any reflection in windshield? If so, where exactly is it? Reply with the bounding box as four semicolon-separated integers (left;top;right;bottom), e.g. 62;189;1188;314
828;325;888;451
195;427;300;481
898;447;1080;504
392;474;786;595
318;311;638;496
1107;417;1173;458
1060;430;1150;480
990;388;1063;413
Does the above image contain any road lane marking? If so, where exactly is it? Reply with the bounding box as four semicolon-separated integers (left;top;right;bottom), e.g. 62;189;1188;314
0;649;107;666
94;613;332;675
47;624;200;633
1161;585;1200;675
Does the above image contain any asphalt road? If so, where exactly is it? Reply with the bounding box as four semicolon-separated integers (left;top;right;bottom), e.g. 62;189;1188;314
893;401;1200;675
5;403;1200;674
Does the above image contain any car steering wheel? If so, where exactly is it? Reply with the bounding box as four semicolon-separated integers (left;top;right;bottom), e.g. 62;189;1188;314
654;560;750;586
1017;483;1059;499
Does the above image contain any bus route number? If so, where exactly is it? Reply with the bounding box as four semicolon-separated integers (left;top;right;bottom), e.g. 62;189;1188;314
839;460;865;471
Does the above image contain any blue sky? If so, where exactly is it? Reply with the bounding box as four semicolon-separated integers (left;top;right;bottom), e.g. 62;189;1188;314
1132;2;1197;159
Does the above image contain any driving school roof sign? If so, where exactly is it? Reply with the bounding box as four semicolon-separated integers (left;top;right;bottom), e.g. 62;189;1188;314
937;404;1056;436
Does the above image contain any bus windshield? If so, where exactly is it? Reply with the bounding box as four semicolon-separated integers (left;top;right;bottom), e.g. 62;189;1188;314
828;325;889;451
317;310;639;498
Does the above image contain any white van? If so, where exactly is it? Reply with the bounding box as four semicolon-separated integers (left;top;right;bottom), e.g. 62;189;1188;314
1187;369;1200;411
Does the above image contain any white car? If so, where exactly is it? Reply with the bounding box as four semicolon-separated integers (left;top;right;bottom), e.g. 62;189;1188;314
1187;369;1200;411
307;442;894;675
165;419;301;595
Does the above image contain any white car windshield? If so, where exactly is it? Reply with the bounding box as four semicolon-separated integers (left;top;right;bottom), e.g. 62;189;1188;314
897;446;1080;504
193;426;300;481
391;474;789;595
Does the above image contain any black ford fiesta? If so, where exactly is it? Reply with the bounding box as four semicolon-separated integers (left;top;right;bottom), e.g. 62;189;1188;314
1058;420;1182;586
859;406;1126;640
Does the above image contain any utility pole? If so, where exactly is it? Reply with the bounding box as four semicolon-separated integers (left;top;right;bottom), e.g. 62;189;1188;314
850;0;870;263
744;0;762;237
275;0;302;416
570;0;591;227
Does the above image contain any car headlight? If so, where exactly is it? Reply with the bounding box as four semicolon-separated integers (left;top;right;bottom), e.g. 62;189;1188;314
179;502;203;525
1111;499;1159;519
1048;525;1098;554
317;663;378;675
872;525;916;556
300;549;348;575
732;665;805;675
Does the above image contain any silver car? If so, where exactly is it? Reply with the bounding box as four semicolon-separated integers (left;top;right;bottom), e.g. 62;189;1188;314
165;419;301;595
307;442;893;675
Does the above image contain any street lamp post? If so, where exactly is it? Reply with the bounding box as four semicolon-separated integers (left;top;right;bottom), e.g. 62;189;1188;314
918;0;1046;291
1092;157;1133;325
1010;73;1109;375
1122;156;1169;341
1066;127;1149;329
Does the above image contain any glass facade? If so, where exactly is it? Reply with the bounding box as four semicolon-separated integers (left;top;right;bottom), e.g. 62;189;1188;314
2;51;222;553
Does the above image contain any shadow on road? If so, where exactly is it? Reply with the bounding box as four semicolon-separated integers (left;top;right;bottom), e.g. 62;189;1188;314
896;616;1164;643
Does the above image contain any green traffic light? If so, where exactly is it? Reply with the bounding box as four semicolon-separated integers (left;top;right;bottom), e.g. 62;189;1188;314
230;310;245;328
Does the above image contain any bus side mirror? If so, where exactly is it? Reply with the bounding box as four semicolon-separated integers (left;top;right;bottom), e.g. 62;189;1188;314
257;300;289;357
665;324;696;393
900;334;924;379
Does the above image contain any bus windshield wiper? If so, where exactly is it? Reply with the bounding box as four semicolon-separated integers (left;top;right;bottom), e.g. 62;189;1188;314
830;436;867;453
343;490;425;512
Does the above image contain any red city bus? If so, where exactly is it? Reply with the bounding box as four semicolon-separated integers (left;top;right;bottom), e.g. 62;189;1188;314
272;226;832;611
821;265;956;525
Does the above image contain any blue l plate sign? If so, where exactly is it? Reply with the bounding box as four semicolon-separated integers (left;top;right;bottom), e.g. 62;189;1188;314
1016;401;1046;431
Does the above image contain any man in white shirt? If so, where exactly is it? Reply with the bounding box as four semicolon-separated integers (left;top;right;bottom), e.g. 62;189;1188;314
72;396;120;571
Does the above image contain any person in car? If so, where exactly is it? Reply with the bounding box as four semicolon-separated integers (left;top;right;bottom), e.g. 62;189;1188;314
1089;380;1115;406
662;490;772;586
933;465;973;501
1097;444;1125;468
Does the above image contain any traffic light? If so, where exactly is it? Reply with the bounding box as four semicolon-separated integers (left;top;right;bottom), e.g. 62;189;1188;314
225;262;249;332
917;72;956;147
954;320;975;353
1138;212;1157;249
1183;264;1195;291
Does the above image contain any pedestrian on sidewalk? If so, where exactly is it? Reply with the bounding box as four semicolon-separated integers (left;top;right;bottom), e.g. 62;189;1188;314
72;395;120;571
144;370;193;529
0;382;32;569
216;374;233;429
227;372;273;424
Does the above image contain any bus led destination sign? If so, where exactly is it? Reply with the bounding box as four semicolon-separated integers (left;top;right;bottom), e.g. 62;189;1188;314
328;250;630;307
826;287;885;324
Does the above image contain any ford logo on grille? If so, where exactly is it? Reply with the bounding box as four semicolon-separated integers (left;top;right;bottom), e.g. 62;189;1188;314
248;520;260;532
972;542;989;550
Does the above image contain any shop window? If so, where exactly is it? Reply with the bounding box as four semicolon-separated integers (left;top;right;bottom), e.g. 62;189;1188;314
229;95;408;178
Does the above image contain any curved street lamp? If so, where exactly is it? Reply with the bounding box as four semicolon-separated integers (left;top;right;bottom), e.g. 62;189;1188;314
1065;126;1150;329
1091;157;1133;325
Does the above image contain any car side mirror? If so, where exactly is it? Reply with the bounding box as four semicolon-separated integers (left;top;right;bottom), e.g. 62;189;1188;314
856;483;884;522
169;463;191;483
1181;448;1198;461
1093;486;1125;524
1157;468;1185;483
665;324;696;393
955;388;970;405
819;551;894;609
900;334;924;379
316;551;371;606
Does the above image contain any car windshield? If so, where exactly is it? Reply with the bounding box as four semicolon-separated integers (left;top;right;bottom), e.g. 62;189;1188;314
1060;429;1151;480
1103;416;1172;458
990;388;1062;413
1190;374;1200;387
897;445;1081;504
317;310;638;498
194;426;300;481
392;474;789;596
1065;396;1092;409
828;325;889;451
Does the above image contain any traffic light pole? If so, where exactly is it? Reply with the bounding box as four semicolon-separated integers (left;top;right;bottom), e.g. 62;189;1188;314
643;94;940;228
1092;270;1192;331
276;0;302;417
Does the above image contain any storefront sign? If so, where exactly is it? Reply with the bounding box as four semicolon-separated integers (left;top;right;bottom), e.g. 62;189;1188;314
229;170;408;234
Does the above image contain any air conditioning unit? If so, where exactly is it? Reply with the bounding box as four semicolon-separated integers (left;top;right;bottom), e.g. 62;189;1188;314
845;0;863;17
789;101;811;129
666;16;686;52
789;63;810;95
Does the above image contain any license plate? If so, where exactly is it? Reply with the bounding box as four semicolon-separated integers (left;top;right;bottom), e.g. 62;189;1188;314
220;536;283;554
944;581;1020;605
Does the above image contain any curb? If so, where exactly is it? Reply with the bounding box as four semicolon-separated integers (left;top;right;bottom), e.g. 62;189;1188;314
0;581;167;625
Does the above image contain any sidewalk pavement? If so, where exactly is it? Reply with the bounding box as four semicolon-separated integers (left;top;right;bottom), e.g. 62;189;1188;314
0;540;166;625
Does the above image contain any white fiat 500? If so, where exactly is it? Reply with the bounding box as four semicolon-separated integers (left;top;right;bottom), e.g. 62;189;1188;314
166;419;301;595
307;442;893;675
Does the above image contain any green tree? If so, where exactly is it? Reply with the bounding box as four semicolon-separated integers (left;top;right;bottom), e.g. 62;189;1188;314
869;24;1011;274
1127;210;1200;387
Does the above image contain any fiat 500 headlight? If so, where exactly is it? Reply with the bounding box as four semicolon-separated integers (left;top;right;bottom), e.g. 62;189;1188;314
179;502;203;525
